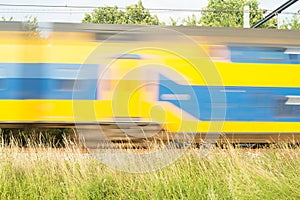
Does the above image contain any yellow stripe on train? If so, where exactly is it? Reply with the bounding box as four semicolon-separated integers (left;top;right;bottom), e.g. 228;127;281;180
0;100;299;133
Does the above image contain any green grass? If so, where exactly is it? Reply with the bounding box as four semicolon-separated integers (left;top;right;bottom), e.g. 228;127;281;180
0;144;299;200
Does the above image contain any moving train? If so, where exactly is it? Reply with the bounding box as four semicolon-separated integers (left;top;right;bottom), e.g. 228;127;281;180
0;22;300;144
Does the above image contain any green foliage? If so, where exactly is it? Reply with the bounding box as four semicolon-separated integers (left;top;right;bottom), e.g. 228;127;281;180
170;17;181;26
125;0;159;25
281;14;300;30
1;16;13;22
24;16;38;32
82;6;126;24
198;0;277;28
182;14;198;26
1;16;39;32
82;0;159;25
169;14;198;26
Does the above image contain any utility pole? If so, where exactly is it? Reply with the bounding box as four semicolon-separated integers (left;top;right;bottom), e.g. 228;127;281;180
243;5;250;28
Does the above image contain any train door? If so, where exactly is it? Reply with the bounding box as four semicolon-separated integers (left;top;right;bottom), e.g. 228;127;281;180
97;53;157;121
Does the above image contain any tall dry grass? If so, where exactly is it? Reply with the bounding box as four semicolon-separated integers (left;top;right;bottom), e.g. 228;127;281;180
0;134;299;199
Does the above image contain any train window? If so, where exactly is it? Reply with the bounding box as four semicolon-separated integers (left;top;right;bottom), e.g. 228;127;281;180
276;96;300;118
229;46;291;64
114;54;142;60
0;79;5;90
207;45;230;61
56;79;77;91
289;54;299;63
284;48;300;55
289;54;297;60
95;32;136;41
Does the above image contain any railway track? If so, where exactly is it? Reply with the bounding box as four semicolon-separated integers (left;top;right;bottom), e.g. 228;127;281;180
1;122;300;150
75;123;300;150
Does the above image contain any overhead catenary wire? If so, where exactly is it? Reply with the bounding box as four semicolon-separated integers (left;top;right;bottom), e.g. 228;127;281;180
0;9;299;15
0;3;298;15
251;0;299;28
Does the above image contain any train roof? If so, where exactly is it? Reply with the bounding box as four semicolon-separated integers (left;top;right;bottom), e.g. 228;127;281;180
0;21;299;46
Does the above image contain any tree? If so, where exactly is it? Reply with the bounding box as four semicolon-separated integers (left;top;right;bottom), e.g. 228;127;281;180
281;14;300;30
24;16;38;32
182;14;198;26
82;0;159;25
169;17;181;26
169;14;198;26
82;6;126;24
1;16;13;21
199;0;277;28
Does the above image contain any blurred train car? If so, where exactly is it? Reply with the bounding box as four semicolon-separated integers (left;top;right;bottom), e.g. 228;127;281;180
0;22;299;143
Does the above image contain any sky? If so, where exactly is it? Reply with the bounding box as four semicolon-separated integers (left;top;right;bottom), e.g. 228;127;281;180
0;0;299;25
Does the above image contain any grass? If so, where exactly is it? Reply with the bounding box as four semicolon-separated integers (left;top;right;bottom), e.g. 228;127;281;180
0;128;78;148
0;140;299;200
